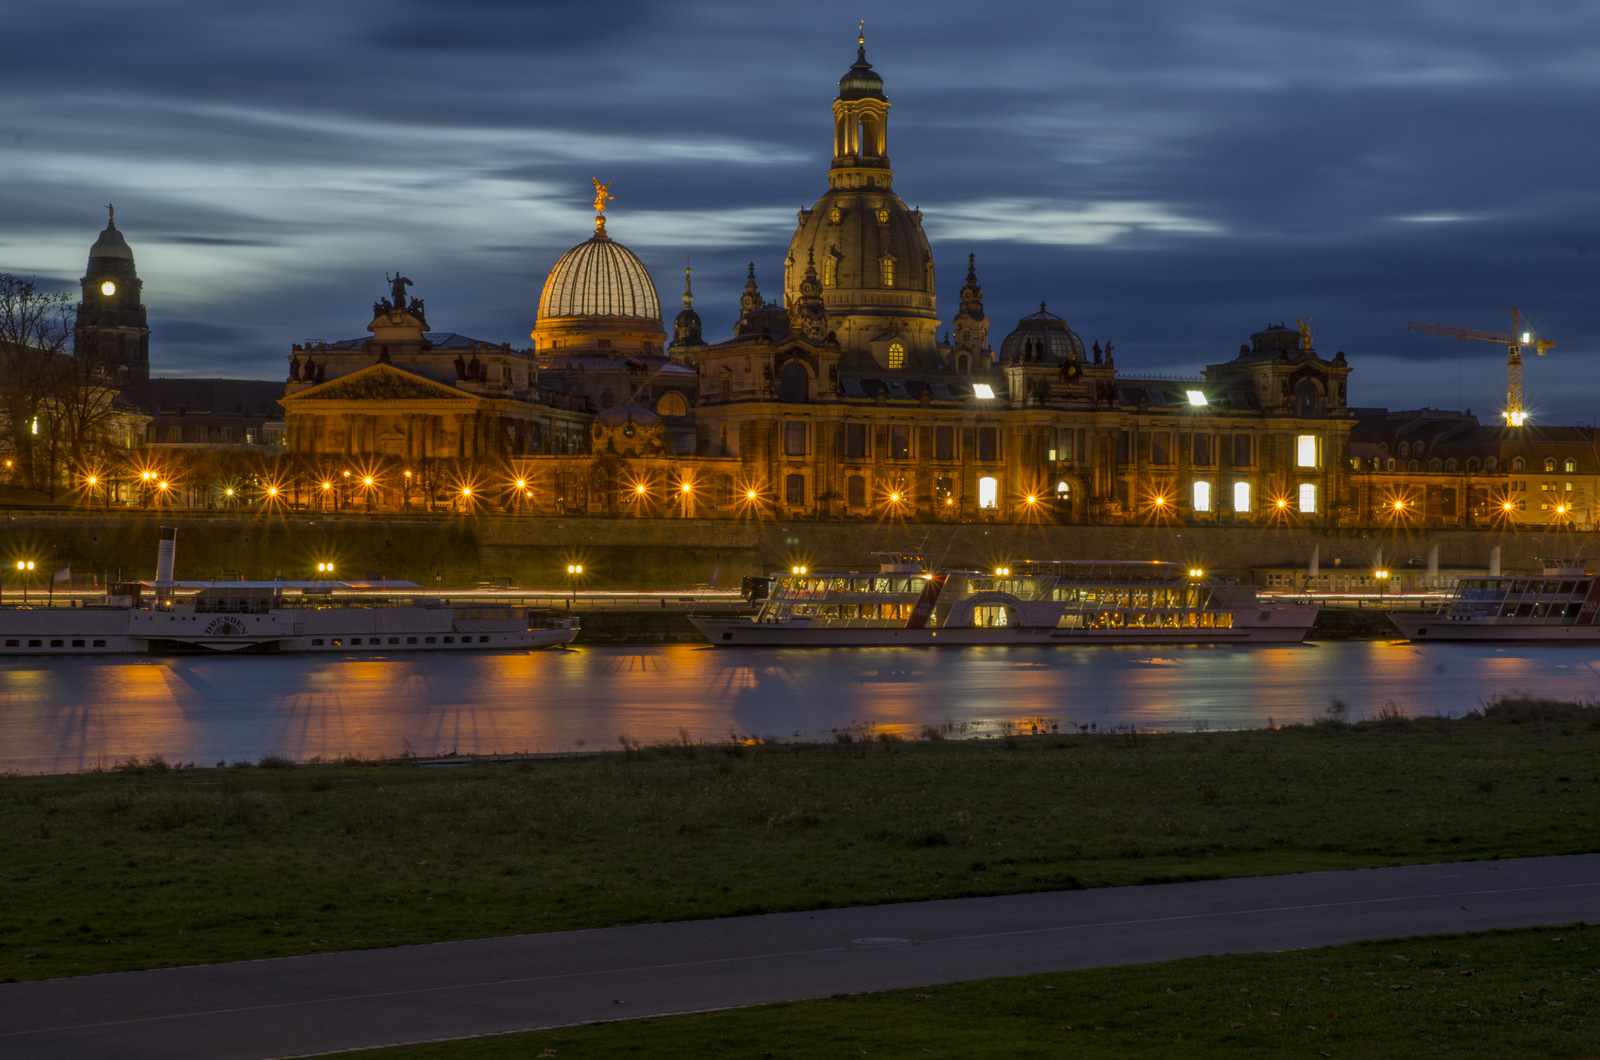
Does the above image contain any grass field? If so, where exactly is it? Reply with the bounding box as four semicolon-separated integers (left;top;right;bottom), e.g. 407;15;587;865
342;925;1600;1059
3;698;1598;983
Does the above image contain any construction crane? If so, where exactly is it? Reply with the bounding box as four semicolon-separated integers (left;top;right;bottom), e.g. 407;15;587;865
1406;308;1554;426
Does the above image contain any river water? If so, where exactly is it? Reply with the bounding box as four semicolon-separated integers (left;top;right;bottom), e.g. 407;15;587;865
1;641;1595;774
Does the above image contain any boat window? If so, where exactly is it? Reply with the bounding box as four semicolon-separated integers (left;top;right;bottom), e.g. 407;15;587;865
480;636;491;643
351;638;362;645
819;605;839;619
93;640;105;648
874;577;892;592
5;640;16;647
425;636;436;644
444;636;455;643
389;637;400;645
841;604;858;619
1580;582;1592;595
407;637;418;644
28;639;40;647
1560;581;1576;595
331;639;343;646
1510;580;1528;593
311;639;324;646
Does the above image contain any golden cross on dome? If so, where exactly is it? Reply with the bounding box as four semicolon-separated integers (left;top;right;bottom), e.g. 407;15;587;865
858;20;865;45
592;178;614;233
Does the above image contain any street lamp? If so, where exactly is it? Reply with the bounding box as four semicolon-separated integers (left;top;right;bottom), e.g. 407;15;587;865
1375;568;1390;603
14;560;34;603
316;562;334;579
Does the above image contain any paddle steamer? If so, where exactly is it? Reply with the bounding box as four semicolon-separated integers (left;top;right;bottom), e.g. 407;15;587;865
693;553;1316;646
1388;560;1600;642
0;528;578;655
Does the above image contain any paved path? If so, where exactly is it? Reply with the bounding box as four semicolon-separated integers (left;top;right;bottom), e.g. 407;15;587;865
4;854;1598;1059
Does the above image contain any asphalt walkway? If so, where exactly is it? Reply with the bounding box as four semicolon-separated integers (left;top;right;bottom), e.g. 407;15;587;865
3;853;1598;1059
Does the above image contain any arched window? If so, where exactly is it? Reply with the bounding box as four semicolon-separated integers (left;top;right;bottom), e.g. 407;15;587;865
1397;442;1409;458
1409;460;1420;471
778;362;809;403
599;389;614;409
1467;457;1480;472
1429;458;1442;471
785;473;806;507
1444;458;1457;472
1386;458;1396;471
822;255;836;286
1056;480;1071;500
1565;458;1577;473
955;354;969;374
1485;456;1498;471
859;115;878;157
880;257;894;287
978;476;998;510
656;392;687;417
847;474;866;508
1192;480;1212;512
1294;378;1321;417
834;116;845;156
887;342;905;370
1544;457;1556;472
1513;457;1525;472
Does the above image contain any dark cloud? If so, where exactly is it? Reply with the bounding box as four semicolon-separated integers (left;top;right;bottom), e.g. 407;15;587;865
4;0;1599;419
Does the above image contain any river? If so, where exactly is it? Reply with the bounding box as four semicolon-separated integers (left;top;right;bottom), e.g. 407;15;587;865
1;641;1595;774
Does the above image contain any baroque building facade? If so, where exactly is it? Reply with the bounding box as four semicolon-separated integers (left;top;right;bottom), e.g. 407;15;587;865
687;38;1356;525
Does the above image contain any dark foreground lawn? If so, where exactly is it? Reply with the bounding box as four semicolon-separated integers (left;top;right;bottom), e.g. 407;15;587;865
3;697;1599;982
346;925;1600;1060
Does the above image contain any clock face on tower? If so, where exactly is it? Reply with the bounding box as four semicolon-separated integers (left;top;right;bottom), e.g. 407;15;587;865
100;280;116;296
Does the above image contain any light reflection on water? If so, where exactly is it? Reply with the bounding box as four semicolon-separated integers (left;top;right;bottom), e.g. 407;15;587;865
1;641;1596;774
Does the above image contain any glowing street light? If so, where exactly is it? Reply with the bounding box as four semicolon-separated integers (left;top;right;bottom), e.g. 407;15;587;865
14;559;35;602
791;565;807;575
1188;567;1205;578
994;566;1011;576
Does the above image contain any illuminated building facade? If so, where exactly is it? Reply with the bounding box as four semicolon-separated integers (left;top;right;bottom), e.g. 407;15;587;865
1349;408;1600;529
688;38;1355;525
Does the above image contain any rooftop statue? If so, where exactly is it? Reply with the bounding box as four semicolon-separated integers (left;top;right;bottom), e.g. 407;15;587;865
592;178;614;234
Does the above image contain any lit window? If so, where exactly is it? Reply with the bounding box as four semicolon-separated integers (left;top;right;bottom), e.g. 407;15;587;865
1296;434;1318;467
1233;481;1252;513
1186;390;1207;406
822;256;835;286
887;342;904;370
1298;483;1317;513
881;258;894;287
1192;481;1212;512
978;476;998;510
972;383;995;399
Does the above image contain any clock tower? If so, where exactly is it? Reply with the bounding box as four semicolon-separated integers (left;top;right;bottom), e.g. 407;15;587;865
74;205;150;382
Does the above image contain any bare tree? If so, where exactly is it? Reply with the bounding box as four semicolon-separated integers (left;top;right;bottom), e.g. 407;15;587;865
0;274;74;492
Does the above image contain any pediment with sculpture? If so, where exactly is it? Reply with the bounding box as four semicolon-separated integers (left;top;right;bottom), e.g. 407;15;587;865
284;363;471;403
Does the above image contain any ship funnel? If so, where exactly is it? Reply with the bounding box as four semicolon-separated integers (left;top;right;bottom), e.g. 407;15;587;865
155;526;177;585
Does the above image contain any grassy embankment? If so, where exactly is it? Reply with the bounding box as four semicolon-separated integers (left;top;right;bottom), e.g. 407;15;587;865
346;925;1600;1059
2;698;1598;984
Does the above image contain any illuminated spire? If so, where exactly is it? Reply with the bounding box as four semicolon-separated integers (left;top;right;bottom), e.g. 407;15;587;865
683;254;694;310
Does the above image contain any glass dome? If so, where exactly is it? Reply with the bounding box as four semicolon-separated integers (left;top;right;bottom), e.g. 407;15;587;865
538;235;661;321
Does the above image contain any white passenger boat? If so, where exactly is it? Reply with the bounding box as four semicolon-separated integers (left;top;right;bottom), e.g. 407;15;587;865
0;528;579;656
1389;559;1600;642
692;553;1316;646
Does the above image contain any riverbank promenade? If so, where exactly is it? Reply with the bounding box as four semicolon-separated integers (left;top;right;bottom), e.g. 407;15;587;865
3;853;1596;1059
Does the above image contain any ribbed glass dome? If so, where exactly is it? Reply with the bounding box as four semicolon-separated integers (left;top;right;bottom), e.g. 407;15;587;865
537;235;661;321
999;303;1087;363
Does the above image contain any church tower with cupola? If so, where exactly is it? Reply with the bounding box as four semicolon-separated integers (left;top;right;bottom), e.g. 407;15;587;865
74;206;150;382
784;27;942;372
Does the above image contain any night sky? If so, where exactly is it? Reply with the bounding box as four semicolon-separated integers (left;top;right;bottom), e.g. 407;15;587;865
3;1;1597;423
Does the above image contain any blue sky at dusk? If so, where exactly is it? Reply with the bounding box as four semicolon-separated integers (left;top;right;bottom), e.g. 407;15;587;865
2;1;1598;422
